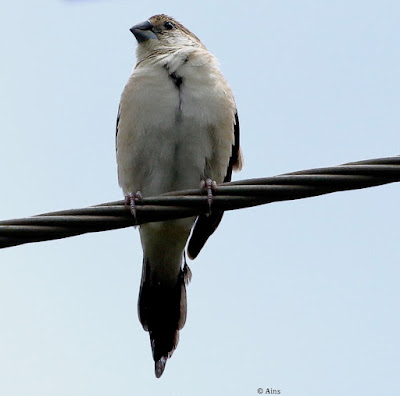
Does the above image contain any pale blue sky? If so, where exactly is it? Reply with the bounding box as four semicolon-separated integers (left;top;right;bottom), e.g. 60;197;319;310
0;1;399;395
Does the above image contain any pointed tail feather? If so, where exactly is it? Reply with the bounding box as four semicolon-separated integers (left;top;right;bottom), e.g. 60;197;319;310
187;211;224;260
138;259;191;377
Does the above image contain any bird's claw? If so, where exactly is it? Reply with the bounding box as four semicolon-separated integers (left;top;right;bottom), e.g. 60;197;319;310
200;178;217;215
125;191;143;223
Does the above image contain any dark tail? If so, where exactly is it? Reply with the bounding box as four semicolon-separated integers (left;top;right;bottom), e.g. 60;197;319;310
138;259;191;378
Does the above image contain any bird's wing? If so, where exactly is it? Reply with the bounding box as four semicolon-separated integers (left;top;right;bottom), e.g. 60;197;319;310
115;104;121;151
187;112;241;259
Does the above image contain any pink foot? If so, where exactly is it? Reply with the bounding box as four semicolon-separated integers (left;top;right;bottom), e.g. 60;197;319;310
125;191;143;222
200;178;217;213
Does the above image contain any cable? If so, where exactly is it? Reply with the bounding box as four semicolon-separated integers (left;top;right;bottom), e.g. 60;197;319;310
0;155;399;249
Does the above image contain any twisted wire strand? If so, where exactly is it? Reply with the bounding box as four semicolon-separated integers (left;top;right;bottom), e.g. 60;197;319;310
0;156;399;249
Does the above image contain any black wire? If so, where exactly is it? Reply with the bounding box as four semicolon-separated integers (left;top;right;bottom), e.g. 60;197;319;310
0;156;398;249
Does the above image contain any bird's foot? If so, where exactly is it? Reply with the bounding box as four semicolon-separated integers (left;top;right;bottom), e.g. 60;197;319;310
200;178;217;215
125;191;143;223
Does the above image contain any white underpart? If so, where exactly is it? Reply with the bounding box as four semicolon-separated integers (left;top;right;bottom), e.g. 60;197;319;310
116;46;236;285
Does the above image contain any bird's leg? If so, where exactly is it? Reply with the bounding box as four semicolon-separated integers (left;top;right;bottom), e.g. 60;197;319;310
125;191;143;222
200;178;217;214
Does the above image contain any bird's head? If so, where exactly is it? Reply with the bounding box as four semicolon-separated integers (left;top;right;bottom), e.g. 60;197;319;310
130;14;204;57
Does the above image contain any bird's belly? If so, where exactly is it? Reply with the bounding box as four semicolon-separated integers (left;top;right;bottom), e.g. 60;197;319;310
117;99;215;198
139;118;213;197
117;64;234;198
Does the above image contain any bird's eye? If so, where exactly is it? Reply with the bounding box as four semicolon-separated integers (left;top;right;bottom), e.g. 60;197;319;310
164;21;175;30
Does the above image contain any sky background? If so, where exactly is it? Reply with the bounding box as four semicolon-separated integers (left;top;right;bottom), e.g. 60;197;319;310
0;1;399;395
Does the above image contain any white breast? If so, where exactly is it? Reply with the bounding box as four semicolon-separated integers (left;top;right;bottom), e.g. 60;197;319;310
116;48;236;198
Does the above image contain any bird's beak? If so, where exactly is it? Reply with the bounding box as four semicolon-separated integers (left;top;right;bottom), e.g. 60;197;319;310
130;20;158;43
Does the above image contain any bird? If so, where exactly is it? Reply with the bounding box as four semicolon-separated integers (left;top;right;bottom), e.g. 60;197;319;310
116;14;243;378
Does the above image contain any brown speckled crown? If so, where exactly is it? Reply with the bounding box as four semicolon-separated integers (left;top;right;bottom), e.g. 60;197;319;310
148;14;203;44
